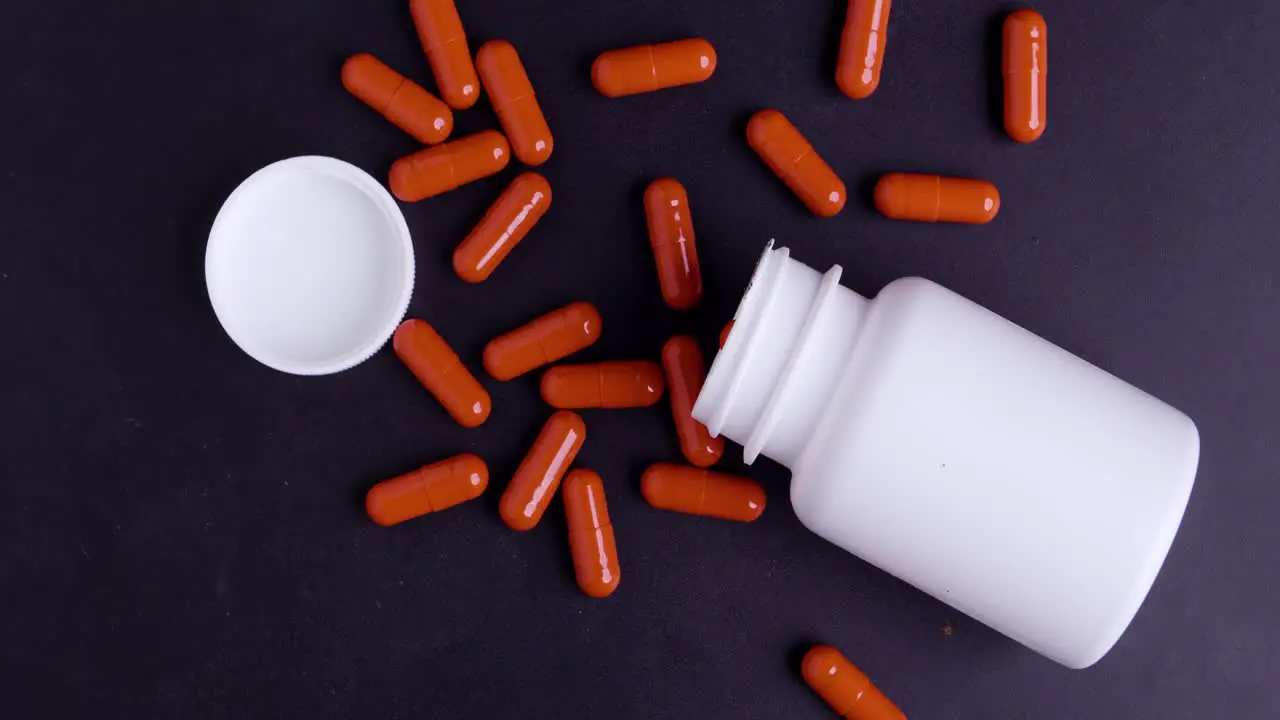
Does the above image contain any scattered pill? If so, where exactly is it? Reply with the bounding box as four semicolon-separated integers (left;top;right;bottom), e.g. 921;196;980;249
746;109;846;217
641;463;765;522
393;319;491;427
476;40;553;166
410;0;479;109
719;321;734;348
836;0;892;99
388;130;510;202
563;469;621;597
644;178;703;310
341;54;453;146
1003;9;1047;144
592;39;717;98
366;454;488;527
802;645;906;720
661;336;724;467
483;302;602;381
873;173;1000;224
540;361;665;409
453;173;552;283
500;411;587;530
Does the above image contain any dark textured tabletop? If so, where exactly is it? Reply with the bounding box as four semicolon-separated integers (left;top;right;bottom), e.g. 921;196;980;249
3;1;1278;717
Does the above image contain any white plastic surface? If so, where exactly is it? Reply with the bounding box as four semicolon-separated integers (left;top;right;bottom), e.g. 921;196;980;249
205;156;414;375
694;243;1201;669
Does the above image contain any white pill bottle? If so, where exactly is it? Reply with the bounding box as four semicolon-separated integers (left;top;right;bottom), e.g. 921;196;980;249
694;243;1199;669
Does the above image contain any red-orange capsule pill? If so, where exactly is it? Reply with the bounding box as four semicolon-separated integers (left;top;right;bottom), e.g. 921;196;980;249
393;319;491;428
644;178;703;310
746;110;847;217
540;361;665;409
661;336;724;467
366;454;488;527
410;0;479;110
500;411;586;531
641;463;765;522
1003;9;1047;144
453;173;551;283
563;469;621;598
719;321;734;349
873;173;1000;224
476;40;553;166
802;645;907;720
341;53;453;146
591;39;717;98
483;302;602;381
388;130;510;202
836;0;892;99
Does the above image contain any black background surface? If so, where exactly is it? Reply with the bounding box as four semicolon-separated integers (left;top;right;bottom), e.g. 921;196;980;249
2;0;1278;717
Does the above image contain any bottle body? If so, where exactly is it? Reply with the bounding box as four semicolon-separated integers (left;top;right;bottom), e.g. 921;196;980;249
695;244;1199;669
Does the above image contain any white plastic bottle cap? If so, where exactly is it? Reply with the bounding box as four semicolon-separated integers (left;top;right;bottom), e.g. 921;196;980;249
205;156;414;375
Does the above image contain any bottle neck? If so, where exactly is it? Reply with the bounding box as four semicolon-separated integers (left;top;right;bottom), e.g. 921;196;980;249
693;243;868;469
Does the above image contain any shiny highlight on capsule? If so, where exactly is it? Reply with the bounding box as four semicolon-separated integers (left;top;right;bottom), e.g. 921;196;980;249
476;40;553;166
661;336;724;468
484;302;602;381
410;0;480;109
1004;9;1047;143
454;173;551;283
592;39;717;97
563;469;621;598
874;173;1000;224
389;130;510;202
641;463;766;522
802;645;907;720
341;54;453;145
836;0;892;99
366;454;488;527
644;179;703;310
393;319;491;427
747;110;846;217
540;361;665;409
500;411;586;531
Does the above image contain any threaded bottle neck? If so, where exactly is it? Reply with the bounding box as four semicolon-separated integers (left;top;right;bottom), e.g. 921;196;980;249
693;243;868;469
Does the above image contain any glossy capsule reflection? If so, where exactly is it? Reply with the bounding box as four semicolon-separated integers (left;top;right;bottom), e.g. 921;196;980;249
476;40;553;166
874;173;1000;224
836;0;892;99
641;463;765;522
389;130;510;202
500;411;586;531
747;109;846;217
410;0;479;109
802;645;907;720
393;319;491;427
341;54;453;145
644;179;702;310
592;39;717;97
453;173;551;283
366;454;488;527
484;302;602;381
1004;9;1047;143
563;469;621;598
540;361;665;409
662;336;724;467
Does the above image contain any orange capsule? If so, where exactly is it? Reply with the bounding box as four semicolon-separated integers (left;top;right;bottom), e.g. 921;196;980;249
719;321;734;349
476;40;553;166
365;454;488;527
641;463;765;522
836;0;892;99
500;411;586;531
410;0;479;110
1003;9;1047;144
388;130;510;202
540;361;665;409
643;178;703;310
746;110;847;217
483;302;602;381
393;319;491;428
341;54;453;146
453;173;552;283
591;39;717;98
563;469;621;598
802;645;907;720
873;173;1000;224
661;336;724;467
